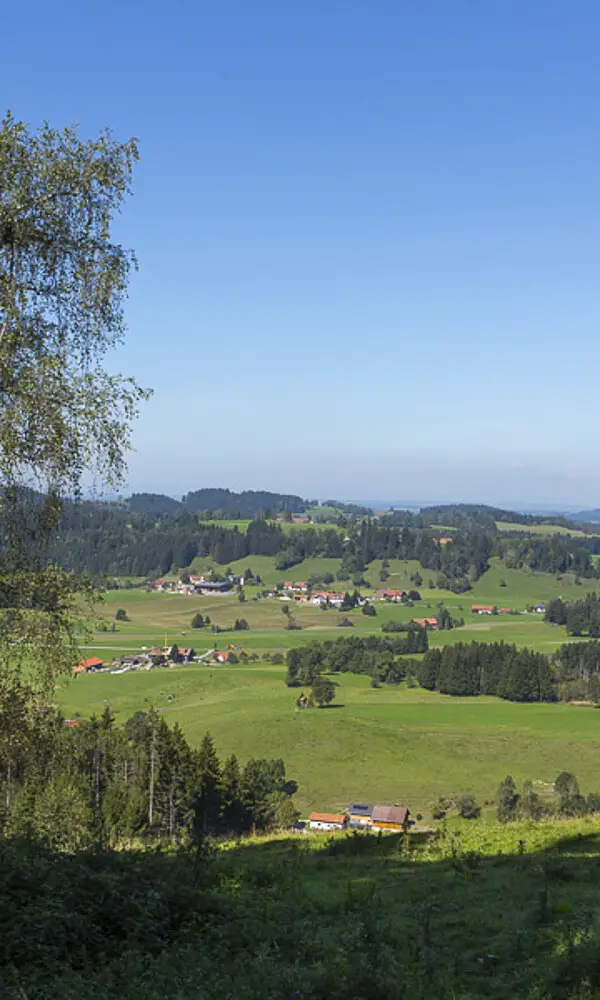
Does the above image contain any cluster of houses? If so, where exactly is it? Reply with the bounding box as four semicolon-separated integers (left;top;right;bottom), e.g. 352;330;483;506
471;603;545;615
281;582;408;607
154;576;234;595
306;803;410;833
72;643;248;676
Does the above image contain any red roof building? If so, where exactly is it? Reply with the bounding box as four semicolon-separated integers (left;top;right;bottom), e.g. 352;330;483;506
72;656;103;673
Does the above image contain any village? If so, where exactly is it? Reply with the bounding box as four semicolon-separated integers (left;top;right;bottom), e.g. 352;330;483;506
72;643;252;676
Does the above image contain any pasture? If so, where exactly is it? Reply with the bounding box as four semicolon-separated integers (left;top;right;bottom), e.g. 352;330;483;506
496;520;590;537
78;554;600;662
58;664;600;817
59;555;600;817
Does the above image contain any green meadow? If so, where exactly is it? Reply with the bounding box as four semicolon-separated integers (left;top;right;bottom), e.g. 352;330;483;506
496;520;591;536
58;554;600;817
58;664;600;817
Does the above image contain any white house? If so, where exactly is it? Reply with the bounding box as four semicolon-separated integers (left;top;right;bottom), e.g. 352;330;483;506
308;811;347;831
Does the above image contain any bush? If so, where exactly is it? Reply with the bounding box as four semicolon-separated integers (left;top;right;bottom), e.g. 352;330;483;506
362;603;376;616
456;793;481;820
234;618;249;631
191;612;204;629
115;608;129;621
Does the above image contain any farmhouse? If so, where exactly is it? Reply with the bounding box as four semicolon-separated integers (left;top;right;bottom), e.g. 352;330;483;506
72;657;103;674
194;580;232;594
373;589;405;601
311;591;344;607
215;650;234;663
308;812;347;831
412;617;438;629
371;805;410;831
348;804;373;827
472;605;493;614
499;608;512;615
386;589;405;601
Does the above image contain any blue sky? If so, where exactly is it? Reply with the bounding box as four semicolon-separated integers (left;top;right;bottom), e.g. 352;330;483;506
3;1;600;507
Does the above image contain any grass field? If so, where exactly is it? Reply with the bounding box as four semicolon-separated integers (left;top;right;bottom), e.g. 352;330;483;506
496;520;590;536
58;555;600;818
58;663;600;817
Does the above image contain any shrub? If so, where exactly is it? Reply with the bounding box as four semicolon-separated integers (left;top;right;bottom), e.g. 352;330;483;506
456;793;481;820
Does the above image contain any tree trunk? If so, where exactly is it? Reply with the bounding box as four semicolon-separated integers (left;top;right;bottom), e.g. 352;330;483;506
148;726;156;829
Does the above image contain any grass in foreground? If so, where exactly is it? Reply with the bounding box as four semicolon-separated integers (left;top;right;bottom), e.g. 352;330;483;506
5;817;600;998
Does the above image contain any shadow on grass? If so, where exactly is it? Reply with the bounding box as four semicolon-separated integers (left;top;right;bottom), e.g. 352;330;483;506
5;823;600;998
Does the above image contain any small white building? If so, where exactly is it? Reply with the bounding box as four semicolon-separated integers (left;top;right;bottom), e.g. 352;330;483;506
308;811;347;831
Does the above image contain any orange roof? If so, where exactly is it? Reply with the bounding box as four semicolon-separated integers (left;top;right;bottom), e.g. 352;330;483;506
472;605;493;611
309;812;346;824
74;657;103;671
216;651;231;660
387;589;405;597
499;608;511;614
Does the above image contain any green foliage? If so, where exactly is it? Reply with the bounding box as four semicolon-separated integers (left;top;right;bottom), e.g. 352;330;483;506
0;112;150;691
115;607;129;621
497;775;519;822
455;793;481;819
311;676;336;707
417;640;557;702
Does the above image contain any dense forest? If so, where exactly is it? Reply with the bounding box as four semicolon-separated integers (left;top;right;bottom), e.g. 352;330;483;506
42;499;600;587
545;593;600;636
0;685;299;848
127;487;307;517
416;642;556;701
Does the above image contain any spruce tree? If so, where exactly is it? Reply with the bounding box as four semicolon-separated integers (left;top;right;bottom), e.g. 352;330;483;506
192;733;223;837
497;775;519;822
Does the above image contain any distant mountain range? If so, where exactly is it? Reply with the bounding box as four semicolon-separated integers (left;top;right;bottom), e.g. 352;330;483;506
566;509;600;524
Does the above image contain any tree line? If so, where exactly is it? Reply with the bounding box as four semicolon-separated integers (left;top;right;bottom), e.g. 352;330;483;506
416;641;556;701
0;685;299;851
25;498;600;586
285;630;428;687
545;593;600;636
417;638;600;704
497;772;600;823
